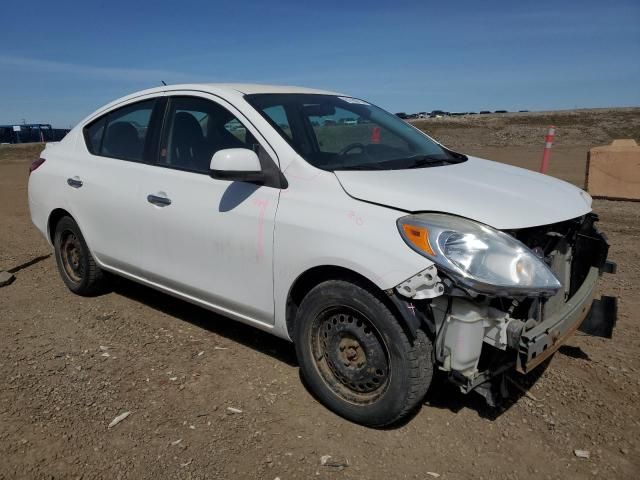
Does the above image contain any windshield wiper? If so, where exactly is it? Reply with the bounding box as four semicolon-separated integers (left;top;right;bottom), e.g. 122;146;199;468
331;154;457;171
402;155;450;168
332;163;389;171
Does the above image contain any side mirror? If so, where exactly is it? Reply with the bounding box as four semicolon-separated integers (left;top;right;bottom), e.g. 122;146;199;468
209;148;264;183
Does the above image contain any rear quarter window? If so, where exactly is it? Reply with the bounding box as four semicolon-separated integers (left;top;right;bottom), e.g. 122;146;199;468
84;117;106;154
82;99;156;162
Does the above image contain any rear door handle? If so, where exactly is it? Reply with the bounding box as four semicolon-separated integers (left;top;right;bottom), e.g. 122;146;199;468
67;177;83;188
147;194;172;207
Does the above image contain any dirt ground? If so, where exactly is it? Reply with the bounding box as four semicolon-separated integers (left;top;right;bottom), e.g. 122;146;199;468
1;109;639;479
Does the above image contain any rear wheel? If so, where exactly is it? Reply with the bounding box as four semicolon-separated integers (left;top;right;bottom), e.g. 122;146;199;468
54;216;105;296
294;279;433;427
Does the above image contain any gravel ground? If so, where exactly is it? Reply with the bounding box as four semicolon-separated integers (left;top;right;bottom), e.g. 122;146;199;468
1;109;639;479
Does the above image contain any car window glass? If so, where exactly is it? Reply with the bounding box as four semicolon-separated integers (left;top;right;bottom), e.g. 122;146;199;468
159;97;259;173
308;105;408;154
100;100;155;161
84;116;106;154
224;118;249;143
247;94;459;171
262;105;292;140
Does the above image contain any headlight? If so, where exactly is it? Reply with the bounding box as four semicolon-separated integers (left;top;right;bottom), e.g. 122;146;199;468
397;214;561;296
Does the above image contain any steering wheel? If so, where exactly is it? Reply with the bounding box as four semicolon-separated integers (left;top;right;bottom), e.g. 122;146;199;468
338;143;366;156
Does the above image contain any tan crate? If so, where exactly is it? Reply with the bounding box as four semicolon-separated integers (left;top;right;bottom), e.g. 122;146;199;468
586;139;640;201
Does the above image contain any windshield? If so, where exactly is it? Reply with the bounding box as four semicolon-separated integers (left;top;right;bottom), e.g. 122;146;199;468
245;93;466;171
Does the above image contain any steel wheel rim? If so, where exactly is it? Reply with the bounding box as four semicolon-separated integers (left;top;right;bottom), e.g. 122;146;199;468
60;231;84;283
311;307;390;405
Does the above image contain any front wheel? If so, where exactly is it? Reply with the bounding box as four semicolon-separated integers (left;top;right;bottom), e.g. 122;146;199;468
294;280;433;427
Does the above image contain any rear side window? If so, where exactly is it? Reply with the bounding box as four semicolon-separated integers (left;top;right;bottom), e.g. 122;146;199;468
83;99;156;162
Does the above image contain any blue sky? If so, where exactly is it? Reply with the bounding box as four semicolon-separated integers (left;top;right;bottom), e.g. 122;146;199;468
1;0;638;127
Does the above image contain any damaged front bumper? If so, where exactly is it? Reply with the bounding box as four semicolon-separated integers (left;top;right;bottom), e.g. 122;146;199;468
391;213;617;405
517;266;617;373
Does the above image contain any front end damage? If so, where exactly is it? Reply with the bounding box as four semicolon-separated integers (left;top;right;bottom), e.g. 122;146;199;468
392;213;617;406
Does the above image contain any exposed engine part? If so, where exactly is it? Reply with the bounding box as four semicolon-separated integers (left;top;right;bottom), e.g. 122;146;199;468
395;264;444;300
483;308;526;351
543;240;573;317
437;214;615;406
442;298;485;376
482;307;511;349
441;277;477;297
506;318;527;349
437;298;525;379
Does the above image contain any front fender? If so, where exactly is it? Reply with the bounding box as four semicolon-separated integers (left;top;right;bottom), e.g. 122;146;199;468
271;163;432;340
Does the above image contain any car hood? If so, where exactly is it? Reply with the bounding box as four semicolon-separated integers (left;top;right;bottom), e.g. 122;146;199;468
334;156;592;229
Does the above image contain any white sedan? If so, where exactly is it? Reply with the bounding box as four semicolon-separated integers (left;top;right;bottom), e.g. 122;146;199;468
28;84;615;426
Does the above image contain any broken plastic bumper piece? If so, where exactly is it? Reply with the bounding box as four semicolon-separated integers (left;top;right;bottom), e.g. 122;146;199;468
516;267;617;373
395;264;444;299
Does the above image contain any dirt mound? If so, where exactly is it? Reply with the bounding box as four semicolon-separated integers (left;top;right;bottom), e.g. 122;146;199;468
413;108;640;148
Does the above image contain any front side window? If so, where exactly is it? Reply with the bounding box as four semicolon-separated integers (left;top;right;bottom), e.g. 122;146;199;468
158;96;259;173
246;93;466;171
83;99;155;162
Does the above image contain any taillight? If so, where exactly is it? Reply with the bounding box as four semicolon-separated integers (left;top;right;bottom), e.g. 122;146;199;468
29;158;46;175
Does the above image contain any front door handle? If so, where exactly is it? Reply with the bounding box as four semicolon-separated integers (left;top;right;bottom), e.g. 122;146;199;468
67;177;83;188
147;194;172;207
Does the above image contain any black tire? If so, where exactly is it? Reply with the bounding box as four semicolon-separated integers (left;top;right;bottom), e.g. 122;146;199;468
53;216;105;296
294;279;433;427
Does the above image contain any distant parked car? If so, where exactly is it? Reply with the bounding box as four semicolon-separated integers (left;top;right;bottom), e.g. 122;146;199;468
395;112;408;119
494;110;508;114
429;110;448;118
480;110;491;114
29;83;617;427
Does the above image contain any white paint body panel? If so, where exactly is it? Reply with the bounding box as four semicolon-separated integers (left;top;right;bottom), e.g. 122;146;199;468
135;163;279;325
271;159;433;338
210;148;261;172
335;156;592;230
28;83;593;342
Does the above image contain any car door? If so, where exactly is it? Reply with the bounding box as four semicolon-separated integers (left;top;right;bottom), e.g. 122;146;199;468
69;96;164;274
137;93;281;325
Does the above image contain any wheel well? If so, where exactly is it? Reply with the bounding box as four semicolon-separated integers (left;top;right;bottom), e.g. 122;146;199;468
47;208;72;243
286;265;410;339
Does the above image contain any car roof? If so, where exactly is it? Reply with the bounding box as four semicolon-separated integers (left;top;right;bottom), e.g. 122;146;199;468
125;83;343;97
78;83;348;128
209;83;342;95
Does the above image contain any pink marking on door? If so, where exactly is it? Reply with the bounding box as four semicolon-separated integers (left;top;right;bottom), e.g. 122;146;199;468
347;211;364;225
253;198;269;262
